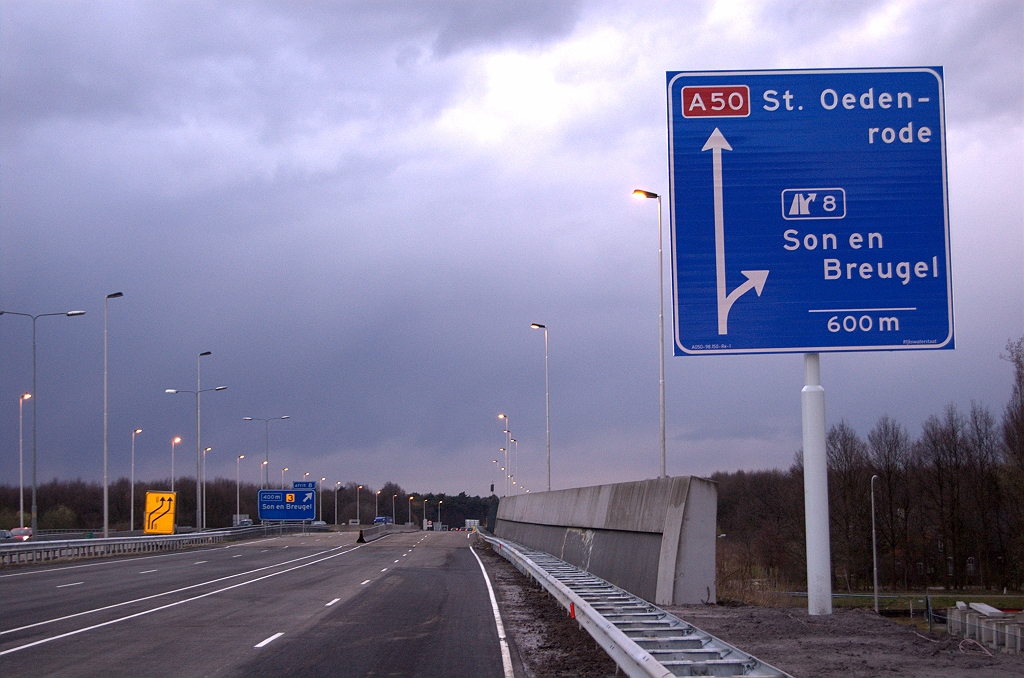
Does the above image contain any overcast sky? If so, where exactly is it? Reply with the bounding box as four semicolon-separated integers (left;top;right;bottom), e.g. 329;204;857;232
1;0;1021;496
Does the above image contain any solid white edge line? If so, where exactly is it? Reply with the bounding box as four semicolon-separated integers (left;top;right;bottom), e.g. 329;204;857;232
360;580;371;585
1;543;354;638
254;632;284;648
0;542;371;656
469;545;515;678
325;598;340;607
56;582;84;588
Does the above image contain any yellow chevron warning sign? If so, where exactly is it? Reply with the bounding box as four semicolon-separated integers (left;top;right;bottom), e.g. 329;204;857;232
144;491;177;534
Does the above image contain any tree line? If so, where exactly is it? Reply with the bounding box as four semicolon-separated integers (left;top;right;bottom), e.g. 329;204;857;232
715;337;1024;594
0;476;496;533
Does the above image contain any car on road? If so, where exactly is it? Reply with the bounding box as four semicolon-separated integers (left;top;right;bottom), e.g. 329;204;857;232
311;520;326;526
0;529;13;541
10;527;32;541
372;516;393;525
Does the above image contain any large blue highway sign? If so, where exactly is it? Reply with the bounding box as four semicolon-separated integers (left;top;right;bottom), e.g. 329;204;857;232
258;489;316;521
667;68;952;355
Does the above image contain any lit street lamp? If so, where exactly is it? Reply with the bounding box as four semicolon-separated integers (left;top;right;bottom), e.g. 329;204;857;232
165;350;225;530
281;467;289;489
103;292;124;538
18;393;31;528
375;490;380;518
408;495;414;526
438;500;442;529
260;460;268;487
170;436;181;492
530;323;552;490
392;494;397;524
0;308;86;535
357;485;363;524
130;428;143;532
632;189;667;478
243;416;290;489
498;413;511;496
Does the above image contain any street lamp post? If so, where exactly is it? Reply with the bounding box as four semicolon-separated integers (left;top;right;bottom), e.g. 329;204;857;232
392;494;397;524
165;351;225;530
243;416;290;489
438;500;442;529
171;436;181;492
871;474;880;614
498;413;511;496
320;478;326;522
260;460;268;487
18;393;31;528
0;308;86;535
408;495;413;526
130;428;142;532
632;189;668;478
281;467;289;489
510;438;518;495
236;454;245;525
530;323;552;490
103;292;124;539
375;490;380;518
335;482;342;525
202;447;212;529
357;485;363;524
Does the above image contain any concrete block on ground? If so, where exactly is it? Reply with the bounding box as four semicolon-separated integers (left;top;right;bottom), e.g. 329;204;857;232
494;475;716;605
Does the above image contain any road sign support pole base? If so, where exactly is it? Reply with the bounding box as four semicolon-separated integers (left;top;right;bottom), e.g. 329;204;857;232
801;352;833;615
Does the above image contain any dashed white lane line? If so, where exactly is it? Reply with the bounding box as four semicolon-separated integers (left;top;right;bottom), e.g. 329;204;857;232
393;560;399;563
139;570;157;574
56;582;83;588
360;580;371;585
254;632;284;648
232;554;243;558
326;598;340;607
380;568;387;572
194;561;207;565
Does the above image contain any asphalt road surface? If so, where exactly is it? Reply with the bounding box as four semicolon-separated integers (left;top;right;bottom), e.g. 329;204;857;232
0;530;509;677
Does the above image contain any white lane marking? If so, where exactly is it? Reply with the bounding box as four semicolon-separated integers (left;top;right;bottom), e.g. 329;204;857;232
232;554;243;558
139;570;157;574
194;561;207;565
469;546;514;678
254;632;284;648
360;580;371;585
0;542;371;656
1;544;354;638
394;560;399;563
402;554;407;557
381;568;387;572
326;598;340;607
56;582;84;588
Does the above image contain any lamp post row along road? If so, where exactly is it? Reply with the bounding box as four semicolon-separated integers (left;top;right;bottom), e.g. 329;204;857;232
0;308;86;535
166;350;225;531
243;415;290;489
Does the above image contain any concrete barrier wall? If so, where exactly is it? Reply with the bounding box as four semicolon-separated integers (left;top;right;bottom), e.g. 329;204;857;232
494;475;716;605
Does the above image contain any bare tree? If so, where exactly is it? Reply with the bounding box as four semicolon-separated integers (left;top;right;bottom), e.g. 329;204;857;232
827;421;871;592
868;415;912;590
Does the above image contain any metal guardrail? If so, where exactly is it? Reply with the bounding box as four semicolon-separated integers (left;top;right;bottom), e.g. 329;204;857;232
0;523;326;567
481;533;791;678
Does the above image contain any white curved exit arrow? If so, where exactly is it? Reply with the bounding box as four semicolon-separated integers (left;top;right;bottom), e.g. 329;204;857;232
702;127;769;335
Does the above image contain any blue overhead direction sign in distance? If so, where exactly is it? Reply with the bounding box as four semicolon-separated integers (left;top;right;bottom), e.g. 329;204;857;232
258;489;316;521
667;68;952;355
292;481;316;489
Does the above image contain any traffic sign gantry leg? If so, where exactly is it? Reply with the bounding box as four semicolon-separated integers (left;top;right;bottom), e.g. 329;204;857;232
801;353;832;615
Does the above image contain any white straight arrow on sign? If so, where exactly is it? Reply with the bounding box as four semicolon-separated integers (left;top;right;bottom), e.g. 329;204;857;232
702;127;769;335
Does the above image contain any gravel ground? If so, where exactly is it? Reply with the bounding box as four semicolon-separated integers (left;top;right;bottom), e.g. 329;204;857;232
475;541;620;678
666;603;1024;678
476;537;1024;678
